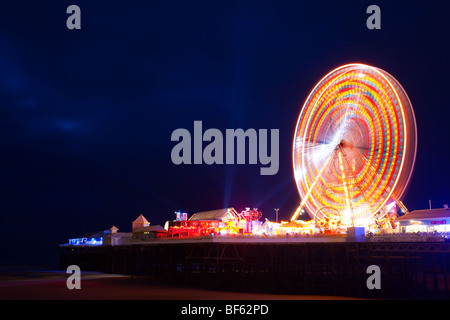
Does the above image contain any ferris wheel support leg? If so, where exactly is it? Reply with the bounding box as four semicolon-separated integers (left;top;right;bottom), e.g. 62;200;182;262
291;154;333;221
291;205;303;222
397;200;409;214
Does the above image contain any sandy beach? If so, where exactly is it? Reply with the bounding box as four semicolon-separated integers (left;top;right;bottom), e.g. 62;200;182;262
0;267;359;300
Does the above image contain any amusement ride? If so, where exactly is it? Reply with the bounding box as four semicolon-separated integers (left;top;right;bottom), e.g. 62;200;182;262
291;64;417;232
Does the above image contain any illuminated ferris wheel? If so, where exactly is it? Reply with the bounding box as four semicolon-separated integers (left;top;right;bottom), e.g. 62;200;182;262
291;64;417;228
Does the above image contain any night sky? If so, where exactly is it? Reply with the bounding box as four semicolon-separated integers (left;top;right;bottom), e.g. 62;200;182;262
1;1;449;267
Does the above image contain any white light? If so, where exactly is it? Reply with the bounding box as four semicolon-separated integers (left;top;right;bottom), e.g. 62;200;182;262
386;202;396;211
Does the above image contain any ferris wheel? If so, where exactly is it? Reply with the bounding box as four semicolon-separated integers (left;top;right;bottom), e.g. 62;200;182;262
291;64;417;228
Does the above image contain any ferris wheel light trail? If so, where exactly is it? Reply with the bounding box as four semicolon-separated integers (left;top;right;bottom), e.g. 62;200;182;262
292;63;417;229
291;152;333;221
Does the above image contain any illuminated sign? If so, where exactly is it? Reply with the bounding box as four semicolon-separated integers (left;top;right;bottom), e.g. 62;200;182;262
430;220;446;225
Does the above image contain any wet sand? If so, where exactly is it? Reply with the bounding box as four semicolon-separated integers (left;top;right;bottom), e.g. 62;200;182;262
0;268;360;300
